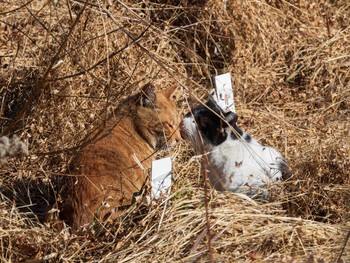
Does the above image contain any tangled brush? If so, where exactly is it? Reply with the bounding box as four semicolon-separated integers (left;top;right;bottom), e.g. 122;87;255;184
0;0;349;262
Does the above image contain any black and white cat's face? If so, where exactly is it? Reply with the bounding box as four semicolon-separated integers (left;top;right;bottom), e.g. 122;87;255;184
181;98;290;196
180;99;247;150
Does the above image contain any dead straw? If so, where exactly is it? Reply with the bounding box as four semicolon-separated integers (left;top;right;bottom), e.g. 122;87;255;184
0;0;349;262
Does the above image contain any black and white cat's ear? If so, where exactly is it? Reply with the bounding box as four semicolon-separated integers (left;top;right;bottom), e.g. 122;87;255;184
140;83;156;107
225;111;238;126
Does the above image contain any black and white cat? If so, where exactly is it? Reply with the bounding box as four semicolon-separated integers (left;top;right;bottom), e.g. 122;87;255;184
180;98;289;197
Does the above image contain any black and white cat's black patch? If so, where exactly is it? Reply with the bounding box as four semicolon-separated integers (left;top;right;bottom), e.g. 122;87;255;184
180;98;289;197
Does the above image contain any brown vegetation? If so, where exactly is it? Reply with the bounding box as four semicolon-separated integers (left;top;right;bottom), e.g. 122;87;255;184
0;0;349;262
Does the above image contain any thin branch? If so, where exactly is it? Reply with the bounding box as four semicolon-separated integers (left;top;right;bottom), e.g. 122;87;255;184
337;228;350;263
202;161;214;262
0;0;36;15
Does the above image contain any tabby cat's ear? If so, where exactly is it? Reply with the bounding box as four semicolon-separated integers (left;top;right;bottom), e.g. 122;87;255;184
162;86;177;99
140;83;156;107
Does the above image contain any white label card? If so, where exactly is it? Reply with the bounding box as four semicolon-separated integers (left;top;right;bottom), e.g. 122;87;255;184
213;72;236;113
151;157;172;200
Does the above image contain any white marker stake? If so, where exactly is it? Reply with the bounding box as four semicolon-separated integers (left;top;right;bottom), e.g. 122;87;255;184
213;72;236;113
151;157;172;200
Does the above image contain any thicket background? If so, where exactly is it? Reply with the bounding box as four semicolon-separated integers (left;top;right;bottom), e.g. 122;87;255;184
0;0;349;262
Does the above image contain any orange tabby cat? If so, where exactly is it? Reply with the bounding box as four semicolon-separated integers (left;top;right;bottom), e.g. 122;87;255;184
60;83;181;231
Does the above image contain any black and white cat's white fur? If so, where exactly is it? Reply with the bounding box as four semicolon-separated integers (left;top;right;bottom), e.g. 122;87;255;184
180;98;289;197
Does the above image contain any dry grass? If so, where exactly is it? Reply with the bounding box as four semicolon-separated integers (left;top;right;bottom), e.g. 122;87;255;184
1;0;349;262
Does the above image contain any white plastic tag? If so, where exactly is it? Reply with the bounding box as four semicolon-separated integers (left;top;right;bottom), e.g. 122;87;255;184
212;72;236;113
151;157;172;200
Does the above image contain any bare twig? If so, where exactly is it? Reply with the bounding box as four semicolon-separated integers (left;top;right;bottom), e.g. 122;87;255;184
337;228;350;263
